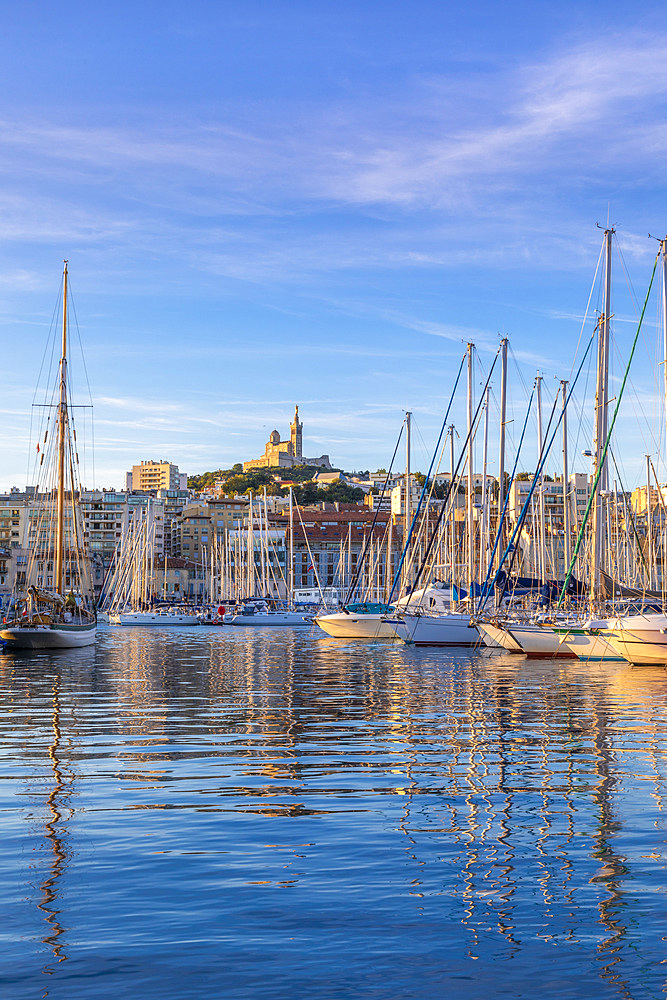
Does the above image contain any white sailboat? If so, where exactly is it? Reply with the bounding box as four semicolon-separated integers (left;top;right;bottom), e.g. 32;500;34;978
227;600;313;627
388;343;500;647
109;609;200;626
1;263;97;650
592;235;667;666
482;228;618;659
598;611;667;665
315;415;410;640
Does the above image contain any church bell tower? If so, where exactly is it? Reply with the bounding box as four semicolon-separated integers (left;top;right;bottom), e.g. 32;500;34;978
290;405;303;460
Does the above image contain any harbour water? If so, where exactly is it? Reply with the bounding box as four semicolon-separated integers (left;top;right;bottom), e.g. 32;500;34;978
2;626;667;999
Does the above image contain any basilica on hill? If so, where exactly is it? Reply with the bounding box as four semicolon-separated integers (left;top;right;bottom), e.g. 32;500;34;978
243;405;332;471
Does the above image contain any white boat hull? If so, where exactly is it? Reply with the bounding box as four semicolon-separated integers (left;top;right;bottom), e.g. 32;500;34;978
314;612;396;639
228;612;313;626
505;623;575;657
590;613;667;665
605;629;667;665
388;612;479;646
109;612;200;626
552;625;623;661
0;622;97;649
475;621;523;652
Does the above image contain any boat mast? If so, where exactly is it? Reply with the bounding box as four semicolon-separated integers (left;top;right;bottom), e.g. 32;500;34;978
561;380;570;576
404;410;411;570
591;227;613;601
55;261;69;596
289;486;294;604
535;373;545;581
662;237;667;460
247;493;254;596
646;454;653;589
496;337;508;565
479;386;490;581
466;343;475;596
448;425;456;601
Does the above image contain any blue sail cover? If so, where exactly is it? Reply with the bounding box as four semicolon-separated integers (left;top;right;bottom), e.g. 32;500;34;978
345;603;394;614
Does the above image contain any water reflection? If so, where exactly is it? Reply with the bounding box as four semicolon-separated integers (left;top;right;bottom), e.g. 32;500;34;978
38;677;69;972
2;630;667;997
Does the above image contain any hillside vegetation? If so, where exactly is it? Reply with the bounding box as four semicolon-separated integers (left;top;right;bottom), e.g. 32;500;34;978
188;464;363;503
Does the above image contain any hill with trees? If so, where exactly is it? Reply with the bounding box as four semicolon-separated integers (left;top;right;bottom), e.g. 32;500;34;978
188;464;363;503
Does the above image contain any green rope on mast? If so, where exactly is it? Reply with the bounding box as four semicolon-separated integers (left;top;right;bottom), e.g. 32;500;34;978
557;251;660;607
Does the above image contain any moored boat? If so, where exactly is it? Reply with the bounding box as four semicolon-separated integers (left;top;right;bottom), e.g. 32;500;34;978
314;604;396;639
227;599;313;627
599;613;667;665
109;609;201;626
502;621;575;658
1;263;96;651
475;620;524;652
387;610;479;646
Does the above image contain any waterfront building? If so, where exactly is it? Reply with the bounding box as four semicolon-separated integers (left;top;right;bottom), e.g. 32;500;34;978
508;472;592;528
0;493;28;610
208;497;250;536
152;557;206;601
0;494;27;552
364;493;393;513
277;505;404;596
79;490;126;595
173;503;212;562
391;475;425;517
631;483;667;515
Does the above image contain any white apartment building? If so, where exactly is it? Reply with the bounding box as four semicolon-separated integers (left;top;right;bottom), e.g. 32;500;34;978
126;460;187;492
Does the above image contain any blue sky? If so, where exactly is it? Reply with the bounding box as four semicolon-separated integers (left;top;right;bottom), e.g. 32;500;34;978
2;0;667;491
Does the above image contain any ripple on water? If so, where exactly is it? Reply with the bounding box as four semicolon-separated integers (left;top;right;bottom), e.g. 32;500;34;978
1;627;667;998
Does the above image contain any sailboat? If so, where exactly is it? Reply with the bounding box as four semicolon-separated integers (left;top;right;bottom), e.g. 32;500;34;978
387;342;502;647
315;415;411;640
587;234;667;665
106;511;200;626
475;229;636;660
1;263;97;649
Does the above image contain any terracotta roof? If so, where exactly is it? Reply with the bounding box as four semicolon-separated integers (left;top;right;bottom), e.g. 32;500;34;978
165;557;201;570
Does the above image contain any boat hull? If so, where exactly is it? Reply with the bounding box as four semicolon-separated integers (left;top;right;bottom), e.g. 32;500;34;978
604;629;667;665
590;614;667;665
388;613;479;646
0;622;97;649
109;612;200;626
228;612;313;626
505;624;575;657
314;613;396;639
551;626;623;661
475;621;524;652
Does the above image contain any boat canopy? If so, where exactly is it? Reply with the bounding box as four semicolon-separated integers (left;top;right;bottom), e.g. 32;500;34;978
345;602;394;614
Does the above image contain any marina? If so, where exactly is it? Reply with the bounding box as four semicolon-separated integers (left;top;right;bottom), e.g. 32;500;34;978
3;624;667;999
4;5;667;997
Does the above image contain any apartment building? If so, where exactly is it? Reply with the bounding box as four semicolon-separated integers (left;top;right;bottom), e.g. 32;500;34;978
126;460;187;492
508;472;592;527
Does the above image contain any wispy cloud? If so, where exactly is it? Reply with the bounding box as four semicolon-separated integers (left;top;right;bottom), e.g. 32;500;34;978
0;31;666;274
